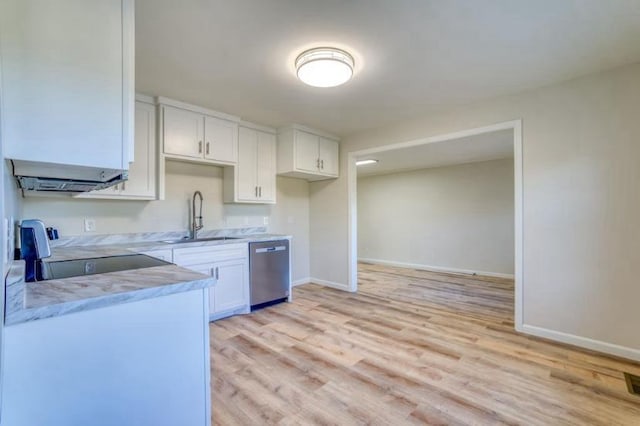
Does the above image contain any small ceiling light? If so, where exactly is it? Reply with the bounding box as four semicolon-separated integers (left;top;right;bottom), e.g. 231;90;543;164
356;159;378;166
296;47;354;88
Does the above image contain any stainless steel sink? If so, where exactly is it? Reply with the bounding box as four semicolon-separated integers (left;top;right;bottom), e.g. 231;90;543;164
162;236;241;244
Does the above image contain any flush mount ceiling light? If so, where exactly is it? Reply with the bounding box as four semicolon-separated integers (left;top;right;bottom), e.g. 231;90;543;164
356;159;378;166
296;47;354;88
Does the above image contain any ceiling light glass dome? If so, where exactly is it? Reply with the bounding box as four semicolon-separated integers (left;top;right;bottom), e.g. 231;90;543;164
295;47;354;88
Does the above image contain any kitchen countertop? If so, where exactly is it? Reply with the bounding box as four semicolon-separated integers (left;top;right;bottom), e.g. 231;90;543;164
5;261;213;326
46;233;292;262
5;232;291;326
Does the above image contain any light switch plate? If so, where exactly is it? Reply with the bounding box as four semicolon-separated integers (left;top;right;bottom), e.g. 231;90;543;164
84;218;96;232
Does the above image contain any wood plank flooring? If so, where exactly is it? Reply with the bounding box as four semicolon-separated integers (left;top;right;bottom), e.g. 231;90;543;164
210;263;640;425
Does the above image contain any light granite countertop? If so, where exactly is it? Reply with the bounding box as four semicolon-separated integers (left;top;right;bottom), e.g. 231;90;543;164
46;233;292;262
5;230;291;326
5;261;213;326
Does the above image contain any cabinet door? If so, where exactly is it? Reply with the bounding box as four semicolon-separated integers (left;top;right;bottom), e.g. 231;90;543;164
121;101;157;197
1;290;209;426
181;263;216;314
213;259;248;314
75;100;157;200
257;131;276;202
319;137;339;176
237;127;258;201
163;106;203;158
294;130;320;173
204;116;238;164
0;0;133;170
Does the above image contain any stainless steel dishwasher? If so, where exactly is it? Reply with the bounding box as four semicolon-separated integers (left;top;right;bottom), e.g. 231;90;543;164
249;240;290;309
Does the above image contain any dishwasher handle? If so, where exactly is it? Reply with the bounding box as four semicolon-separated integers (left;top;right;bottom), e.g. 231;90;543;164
255;246;287;254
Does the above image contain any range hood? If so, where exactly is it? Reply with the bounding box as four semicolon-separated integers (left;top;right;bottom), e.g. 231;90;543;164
12;160;128;194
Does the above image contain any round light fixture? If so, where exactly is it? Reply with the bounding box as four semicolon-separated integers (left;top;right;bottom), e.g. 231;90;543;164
295;47;354;88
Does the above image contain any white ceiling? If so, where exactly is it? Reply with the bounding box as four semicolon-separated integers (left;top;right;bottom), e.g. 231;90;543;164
356;129;514;177
136;0;640;137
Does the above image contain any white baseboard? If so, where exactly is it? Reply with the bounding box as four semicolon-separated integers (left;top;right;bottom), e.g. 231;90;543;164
358;257;515;279
309;277;352;292
520;324;640;362
292;277;311;287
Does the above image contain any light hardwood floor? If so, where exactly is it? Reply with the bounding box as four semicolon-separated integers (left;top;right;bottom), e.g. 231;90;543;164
210;263;640;425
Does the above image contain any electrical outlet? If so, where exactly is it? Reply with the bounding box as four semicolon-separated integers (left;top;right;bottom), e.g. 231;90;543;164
263;216;269;226
84;218;96;233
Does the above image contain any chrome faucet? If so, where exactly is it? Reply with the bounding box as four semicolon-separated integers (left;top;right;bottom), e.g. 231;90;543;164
191;190;204;239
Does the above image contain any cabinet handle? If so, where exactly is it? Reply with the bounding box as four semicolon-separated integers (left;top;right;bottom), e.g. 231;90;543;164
215;267;219;280
259;186;262;197
122;181;126;191
198;141;203;153
316;158;320;169
321;159;324;170
206;142;210;155
255;186;258;197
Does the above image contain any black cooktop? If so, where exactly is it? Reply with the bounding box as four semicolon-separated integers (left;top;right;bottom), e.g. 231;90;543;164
41;254;172;280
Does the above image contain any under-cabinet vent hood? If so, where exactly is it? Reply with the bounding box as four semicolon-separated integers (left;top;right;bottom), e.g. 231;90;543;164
12;160;127;194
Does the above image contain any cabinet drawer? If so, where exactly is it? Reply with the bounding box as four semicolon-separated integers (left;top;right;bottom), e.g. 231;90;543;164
173;243;247;267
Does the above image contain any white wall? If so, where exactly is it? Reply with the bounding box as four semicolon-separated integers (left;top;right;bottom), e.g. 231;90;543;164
358;159;514;276
1;123;5;421
310;62;640;360
22;161;310;282
3;118;24;420
269;176;310;284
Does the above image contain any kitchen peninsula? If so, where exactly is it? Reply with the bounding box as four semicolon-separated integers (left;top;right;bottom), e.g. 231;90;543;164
2;247;214;426
2;229;292;426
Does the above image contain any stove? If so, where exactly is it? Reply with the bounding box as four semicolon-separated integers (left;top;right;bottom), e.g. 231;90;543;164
40;254;172;281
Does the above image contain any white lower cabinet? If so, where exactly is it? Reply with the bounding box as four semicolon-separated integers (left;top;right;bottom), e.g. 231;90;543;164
1;289;211;426
212;258;248;313
173;243;249;321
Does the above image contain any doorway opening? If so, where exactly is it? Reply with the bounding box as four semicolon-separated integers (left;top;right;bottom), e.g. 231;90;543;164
347;120;523;330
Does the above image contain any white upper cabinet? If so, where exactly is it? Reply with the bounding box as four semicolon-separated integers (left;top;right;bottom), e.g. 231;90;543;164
124;101;158;198
162;106;204;159
77;98;158;200
224;124;276;204
294;131;322;173
319;137;339;176
0;0;134;171
204;116;238;164
256;132;277;201
159;98;239;166
277;125;340;181
235;127;259;201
